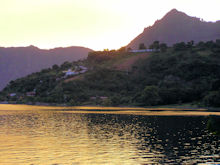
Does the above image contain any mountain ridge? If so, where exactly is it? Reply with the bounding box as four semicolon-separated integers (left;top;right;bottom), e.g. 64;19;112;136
127;9;220;49
0;46;92;90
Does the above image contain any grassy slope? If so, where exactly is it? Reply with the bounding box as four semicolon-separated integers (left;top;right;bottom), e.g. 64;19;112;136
64;52;149;83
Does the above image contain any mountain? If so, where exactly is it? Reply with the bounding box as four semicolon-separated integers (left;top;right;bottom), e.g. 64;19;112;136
127;9;220;49
0;46;92;90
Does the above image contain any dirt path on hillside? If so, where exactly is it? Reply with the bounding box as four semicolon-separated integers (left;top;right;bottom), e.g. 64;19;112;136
115;53;150;71
64;74;84;82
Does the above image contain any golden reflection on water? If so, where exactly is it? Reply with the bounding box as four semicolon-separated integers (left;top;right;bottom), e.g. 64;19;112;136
1;104;220;116
0;104;208;111
0;105;220;164
0;110;154;165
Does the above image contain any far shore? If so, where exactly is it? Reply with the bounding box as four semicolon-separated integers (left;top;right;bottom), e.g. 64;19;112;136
1;104;220;116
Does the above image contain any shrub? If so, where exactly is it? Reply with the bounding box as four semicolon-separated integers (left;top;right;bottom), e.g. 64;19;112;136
203;91;220;107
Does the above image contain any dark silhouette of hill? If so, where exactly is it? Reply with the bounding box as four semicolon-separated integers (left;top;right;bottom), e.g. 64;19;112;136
127;9;220;49
0;46;92;90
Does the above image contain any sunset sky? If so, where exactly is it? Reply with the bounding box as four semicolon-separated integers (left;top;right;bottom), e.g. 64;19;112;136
0;0;220;50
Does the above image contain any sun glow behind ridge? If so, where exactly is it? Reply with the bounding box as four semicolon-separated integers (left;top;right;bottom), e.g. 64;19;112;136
0;0;220;50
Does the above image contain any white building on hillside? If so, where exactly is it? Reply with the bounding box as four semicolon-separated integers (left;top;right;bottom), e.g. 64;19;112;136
128;49;156;53
63;69;78;77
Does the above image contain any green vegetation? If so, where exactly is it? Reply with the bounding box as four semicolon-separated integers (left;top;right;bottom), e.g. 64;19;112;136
207;116;220;135
133;40;220;107
87;48;128;65
139;43;146;49
1;40;220;107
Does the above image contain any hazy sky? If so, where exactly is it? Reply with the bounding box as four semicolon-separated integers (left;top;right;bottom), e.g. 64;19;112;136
0;0;220;50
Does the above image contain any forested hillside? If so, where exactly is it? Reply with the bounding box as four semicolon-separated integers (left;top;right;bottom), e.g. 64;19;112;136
1;40;220;107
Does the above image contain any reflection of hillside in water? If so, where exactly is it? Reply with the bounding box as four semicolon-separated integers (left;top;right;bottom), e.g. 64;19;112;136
86;114;220;164
0;111;219;164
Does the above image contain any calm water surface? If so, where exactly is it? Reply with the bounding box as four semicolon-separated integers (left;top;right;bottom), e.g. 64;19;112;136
0;110;219;165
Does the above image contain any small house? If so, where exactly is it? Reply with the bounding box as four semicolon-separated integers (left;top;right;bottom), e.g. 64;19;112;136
64;69;78;77
26;92;36;97
90;96;97;100
9;93;16;97
100;96;108;100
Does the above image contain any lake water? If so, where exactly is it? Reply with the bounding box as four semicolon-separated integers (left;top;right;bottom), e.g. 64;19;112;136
0;109;219;164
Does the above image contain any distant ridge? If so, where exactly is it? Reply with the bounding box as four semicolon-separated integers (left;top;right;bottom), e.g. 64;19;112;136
0;46;92;90
127;9;220;49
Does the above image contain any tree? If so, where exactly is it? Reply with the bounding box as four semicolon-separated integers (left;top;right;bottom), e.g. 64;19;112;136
173;42;186;51
203;91;220;107
69;99;79;106
139;43;146;50
204;41;215;49
140;85;160;105
216;39;220;46
102;98;112;106
118;46;126;52
149;41;160;50
187;40;194;48
103;48;109;52
60;61;72;70
207;116;220;135
159;43;167;52
52;64;59;70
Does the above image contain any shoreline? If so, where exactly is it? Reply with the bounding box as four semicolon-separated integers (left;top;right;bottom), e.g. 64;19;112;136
1;104;220;116
0;103;208;111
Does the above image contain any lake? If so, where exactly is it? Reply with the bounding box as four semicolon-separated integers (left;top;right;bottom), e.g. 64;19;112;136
0;107;220;164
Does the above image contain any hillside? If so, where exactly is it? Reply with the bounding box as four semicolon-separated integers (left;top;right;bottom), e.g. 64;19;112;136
113;53;149;71
0;46;92;90
1;40;220;107
127;9;220;49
